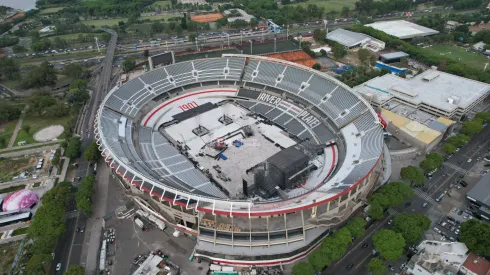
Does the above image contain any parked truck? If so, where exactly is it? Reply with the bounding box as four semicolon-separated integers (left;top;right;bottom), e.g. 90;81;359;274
148;214;166;231
134;218;146;231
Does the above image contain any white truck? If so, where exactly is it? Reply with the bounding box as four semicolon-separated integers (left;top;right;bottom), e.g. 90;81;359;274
134;218;145;230
148;214;166;231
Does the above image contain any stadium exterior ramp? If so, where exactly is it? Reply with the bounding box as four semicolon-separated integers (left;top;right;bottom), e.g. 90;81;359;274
94;55;388;266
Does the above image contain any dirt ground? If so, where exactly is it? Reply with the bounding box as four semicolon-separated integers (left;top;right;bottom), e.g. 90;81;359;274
0;151;54;182
469;22;490;33
0;241;21;274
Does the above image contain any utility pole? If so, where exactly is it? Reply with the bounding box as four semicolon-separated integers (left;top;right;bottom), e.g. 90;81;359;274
95;37;101;53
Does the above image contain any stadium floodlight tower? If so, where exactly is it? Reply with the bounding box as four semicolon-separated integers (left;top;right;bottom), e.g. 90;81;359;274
95;54;388;267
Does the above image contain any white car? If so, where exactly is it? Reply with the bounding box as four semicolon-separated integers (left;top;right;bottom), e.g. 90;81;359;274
56;263;61;271
468;159;472;163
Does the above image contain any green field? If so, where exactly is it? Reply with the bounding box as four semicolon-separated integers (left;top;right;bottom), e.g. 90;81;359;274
39;7;63;14
0;157;32;182
140;13;182;21
0;121;18;149
288;0;358;13
11;227;28;236
33;182;41;187
0;185;25;194
47;33;94;41
0;241;21;274
148;1;172;9
15;116;71;145
83;18;128;27
422;45;487;70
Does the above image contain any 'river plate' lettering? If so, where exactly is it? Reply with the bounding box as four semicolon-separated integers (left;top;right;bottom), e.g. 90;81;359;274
257;93;282;105
297;110;321;128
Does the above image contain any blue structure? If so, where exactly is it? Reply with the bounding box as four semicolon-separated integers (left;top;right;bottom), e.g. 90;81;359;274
375;62;406;75
266;19;282;34
333;65;353;75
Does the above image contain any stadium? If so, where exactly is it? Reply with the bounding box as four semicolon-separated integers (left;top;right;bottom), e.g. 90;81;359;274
94;54;389;266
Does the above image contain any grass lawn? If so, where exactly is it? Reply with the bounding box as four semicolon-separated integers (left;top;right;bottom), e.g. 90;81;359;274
47;33;94;41
14;116;71;146
148;1;172;9
11;227;28;236
0;241;21;274
83;18;128;27
422;44;487;70
33;182;41;187
140;13;181;21
39;7;63;14
288;0;358;13
0;121;18;150
0;185;25;194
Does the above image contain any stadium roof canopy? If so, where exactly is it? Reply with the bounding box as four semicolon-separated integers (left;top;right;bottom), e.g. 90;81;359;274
355;69;490;113
365;20;439;39
326;28;373;48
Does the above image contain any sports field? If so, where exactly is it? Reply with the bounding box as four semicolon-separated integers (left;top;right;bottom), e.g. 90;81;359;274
288;0;358;13
191;13;224;23
83;18;128;27
268;51;316;67
240;40;299;55
39;7;63;14
148;1;172;9
422;45;487;70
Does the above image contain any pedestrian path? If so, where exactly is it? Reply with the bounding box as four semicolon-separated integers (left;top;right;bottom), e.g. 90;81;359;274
413;188;438;205
444;163;467;174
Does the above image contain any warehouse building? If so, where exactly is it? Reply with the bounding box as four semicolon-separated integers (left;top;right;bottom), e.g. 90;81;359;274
466;173;490;221
365;20;439;39
326;28;385;52
355;69;490;121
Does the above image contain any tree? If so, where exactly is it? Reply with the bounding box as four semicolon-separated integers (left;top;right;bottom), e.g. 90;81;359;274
70;79;88;91
320;49;327;56
76;176;95;216
447;134;469;147
308;250;327;271
143;49;150;58
26;253;51;275
345;217;367;239
331;41;347;59
65;136;82;159
312;63;321;70
250;17;259;28
442;143;457;154
313;28;326;43
65;265;85;275
12;45;27;53
461;119;484;137
373;229;406;261
367;258;386;275
292;262;314;275
52;148;62;168
67;88;90;105
76;195;92;216
123;57;136;72
63;64;91;79
419;153;444;173
475;112;490;122
189;33;196;42
84;142;100;163
368;181;414;210
358;48;373;65
400;166;425;186
0;57;20;80
22;61;57;89
368;200;384;220
392;213;431;244
22;125;30;134
460;219;490;257
341;7;350;17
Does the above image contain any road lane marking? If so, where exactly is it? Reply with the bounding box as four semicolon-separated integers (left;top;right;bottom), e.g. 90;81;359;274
355;253;372;269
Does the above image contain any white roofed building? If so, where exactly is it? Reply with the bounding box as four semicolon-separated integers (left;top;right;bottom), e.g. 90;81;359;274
365;20;439;39
326;28;385;52
354;69;490;121
406;240;469;275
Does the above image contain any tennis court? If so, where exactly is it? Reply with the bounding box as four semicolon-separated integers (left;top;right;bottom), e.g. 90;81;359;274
190;13;224;23
268;51;316;67
239;40;299;55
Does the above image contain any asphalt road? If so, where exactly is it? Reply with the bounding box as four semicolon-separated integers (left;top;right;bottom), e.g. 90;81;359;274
324;124;490;275
50;29;118;275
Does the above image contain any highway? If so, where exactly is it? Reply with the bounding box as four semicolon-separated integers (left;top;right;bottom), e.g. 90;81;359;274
324;123;490;275
50;29;118;275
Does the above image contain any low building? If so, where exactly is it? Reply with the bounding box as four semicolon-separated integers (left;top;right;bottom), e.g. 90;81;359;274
446;21;462;31
466;173;490;221
379;107;454;153
223;8;254;23
406;240;469;275
354;69;490;121
132;254;164;275
326;28;385;52
473;41;486;51
460;253;490;275
379;51;409;63
365;20;439;39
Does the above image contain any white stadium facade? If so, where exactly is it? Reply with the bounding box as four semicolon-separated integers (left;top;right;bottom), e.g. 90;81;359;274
95;54;389;266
